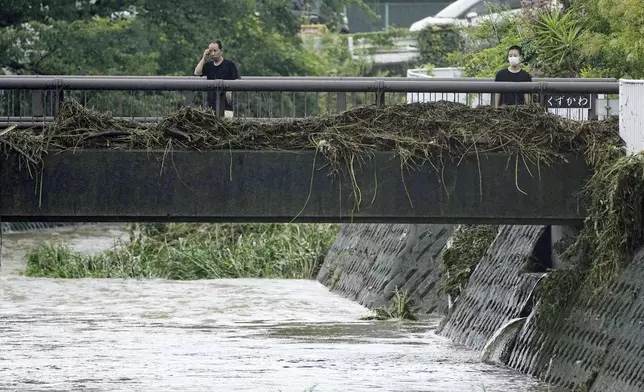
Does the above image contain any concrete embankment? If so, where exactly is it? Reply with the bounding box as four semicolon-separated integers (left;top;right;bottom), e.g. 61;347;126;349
317;223;455;314
317;223;644;392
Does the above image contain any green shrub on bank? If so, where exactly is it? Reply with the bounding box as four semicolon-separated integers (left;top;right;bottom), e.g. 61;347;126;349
441;225;499;299
22;223;340;280
361;288;419;321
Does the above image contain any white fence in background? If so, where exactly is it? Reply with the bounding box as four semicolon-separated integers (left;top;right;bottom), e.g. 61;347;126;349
406;68;492;107
405;67;604;121
406;69;644;157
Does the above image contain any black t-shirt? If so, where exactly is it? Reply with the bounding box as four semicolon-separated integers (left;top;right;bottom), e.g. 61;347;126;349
200;58;240;112
494;68;532;106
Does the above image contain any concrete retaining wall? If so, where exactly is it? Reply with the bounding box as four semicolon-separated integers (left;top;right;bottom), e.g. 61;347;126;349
508;247;644;391
318;223;644;391
316;223;455;313
436;225;546;350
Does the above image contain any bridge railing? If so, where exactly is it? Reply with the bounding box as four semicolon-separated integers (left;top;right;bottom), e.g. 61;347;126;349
0;76;619;127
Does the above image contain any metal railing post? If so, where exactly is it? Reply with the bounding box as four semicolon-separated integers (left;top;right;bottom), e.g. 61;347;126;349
183;91;195;107
55;89;65;116
337;92;347;113
54;78;65;117
215;84;222;117
538;81;546;107
31;90;44;117
589;94;599;120
375;80;385;107
376;91;385;107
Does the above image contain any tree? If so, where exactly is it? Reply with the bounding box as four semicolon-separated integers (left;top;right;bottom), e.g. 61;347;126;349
529;9;585;77
138;0;312;76
0;18;158;75
573;0;644;78
0;0;369;77
0;0;378;121
451;0;644;79
0;0;130;27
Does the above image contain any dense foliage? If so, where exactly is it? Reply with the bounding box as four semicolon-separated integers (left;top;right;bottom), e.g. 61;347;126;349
23;223;339;279
417;26;463;67
446;0;644;79
441;225;499;299
0;0;369;77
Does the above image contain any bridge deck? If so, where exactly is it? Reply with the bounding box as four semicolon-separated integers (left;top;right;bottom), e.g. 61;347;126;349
0;150;589;224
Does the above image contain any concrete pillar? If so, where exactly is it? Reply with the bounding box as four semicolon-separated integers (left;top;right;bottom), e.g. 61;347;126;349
550;225;579;269
619;79;644;153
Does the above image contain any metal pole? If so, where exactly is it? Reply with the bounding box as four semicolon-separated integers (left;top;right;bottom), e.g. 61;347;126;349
589;94;598;120
0;77;620;94
56;87;65;116
0;75;618;83
337;92;347;112
31;91;44;117
385;3;389;30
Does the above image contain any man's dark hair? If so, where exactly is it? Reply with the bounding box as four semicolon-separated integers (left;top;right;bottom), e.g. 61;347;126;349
508;45;523;57
210;39;223;50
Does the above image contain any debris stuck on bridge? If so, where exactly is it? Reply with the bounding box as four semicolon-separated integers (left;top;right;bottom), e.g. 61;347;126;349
0;100;621;171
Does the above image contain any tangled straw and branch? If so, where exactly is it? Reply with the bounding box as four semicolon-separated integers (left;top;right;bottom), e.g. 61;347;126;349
0;100;622;174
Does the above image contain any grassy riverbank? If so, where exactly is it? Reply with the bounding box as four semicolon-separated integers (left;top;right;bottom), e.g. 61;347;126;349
22;223;340;280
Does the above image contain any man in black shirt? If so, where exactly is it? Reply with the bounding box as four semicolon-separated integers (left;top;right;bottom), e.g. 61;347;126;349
194;39;240;117
494;45;532;107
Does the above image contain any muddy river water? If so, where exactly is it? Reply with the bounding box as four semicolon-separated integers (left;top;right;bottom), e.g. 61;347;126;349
0;224;552;391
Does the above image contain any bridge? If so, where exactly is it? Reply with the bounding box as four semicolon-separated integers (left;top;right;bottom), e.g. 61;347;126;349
0;76;621;224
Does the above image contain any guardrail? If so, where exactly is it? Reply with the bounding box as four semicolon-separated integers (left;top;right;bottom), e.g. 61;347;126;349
0;76;619;127
0;75;618;82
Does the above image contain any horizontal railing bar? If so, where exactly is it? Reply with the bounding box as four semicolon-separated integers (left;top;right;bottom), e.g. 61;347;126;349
0;77;620;93
1;122;47;128
0;117;285;128
0;75;617;82
1;116;154;124
221;80;619;93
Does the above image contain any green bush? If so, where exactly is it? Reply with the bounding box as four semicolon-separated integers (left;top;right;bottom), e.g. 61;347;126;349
417;25;464;67
441;225;499;299
22;223;340;280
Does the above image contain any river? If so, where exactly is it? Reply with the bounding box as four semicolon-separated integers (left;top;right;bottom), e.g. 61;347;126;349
0;224;553;392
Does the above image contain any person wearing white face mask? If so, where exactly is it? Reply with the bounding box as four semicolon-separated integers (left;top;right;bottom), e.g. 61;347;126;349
494;45;532;107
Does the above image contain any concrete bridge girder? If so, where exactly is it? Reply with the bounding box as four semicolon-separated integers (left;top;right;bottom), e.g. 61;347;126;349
0;150;590;224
